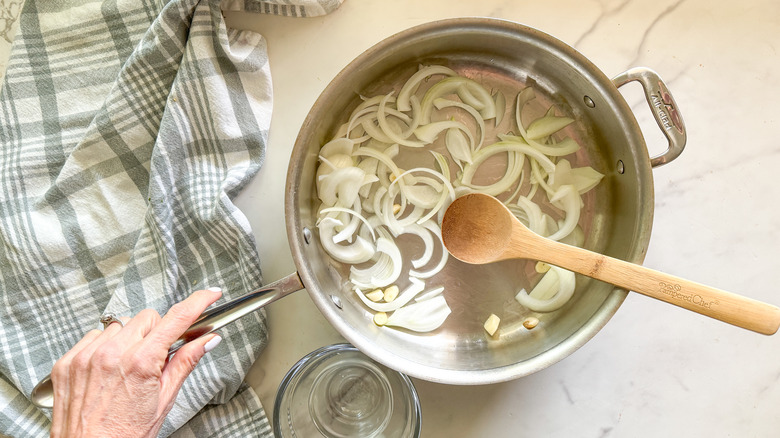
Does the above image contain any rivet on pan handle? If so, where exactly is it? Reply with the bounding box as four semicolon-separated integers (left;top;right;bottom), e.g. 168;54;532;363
613;67;687;167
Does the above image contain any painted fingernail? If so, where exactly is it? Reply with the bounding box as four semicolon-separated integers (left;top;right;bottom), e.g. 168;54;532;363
204;335;222;353
207;287;222;293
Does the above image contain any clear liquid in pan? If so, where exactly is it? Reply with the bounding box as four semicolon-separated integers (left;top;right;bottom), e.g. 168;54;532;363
310;55;621;371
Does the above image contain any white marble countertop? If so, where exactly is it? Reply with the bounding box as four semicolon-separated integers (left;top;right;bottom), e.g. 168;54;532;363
226;0;780;436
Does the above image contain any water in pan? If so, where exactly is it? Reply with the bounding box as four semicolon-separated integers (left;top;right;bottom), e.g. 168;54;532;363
311;55;615;370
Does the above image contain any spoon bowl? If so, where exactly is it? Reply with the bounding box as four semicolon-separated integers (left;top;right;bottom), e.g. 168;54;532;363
441;193;780;335
440;192;515;264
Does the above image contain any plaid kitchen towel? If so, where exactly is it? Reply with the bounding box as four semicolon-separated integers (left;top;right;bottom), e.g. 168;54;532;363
0;0;342;437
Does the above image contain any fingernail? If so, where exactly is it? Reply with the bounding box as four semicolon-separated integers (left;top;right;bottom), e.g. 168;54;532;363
204;335;222;353
207;287;222;293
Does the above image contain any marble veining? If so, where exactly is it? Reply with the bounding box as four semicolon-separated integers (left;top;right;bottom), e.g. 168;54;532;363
573;0;631;49
0;0;24;86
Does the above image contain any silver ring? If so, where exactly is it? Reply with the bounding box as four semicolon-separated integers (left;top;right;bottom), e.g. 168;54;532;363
100;313;124;329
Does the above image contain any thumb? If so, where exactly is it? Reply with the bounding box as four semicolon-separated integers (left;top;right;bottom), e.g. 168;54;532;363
158;333;222;410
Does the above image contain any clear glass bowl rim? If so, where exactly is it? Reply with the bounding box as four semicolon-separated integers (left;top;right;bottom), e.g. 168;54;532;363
273;343;423;438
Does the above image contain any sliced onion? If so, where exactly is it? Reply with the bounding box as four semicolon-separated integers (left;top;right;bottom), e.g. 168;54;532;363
461;81;497;120
357;157;379;198
460;149;524;197
493;90;506;126
390;222;434;269
445;128;472;171
513;89;582;158
434;98;486;150
377;92;425;147
387;167;455;225
512;196;546;236
526;114;574;140
396;65;457;111
430;151;450;180
420;77;496;124
549;158;605;195
320;203;375;243
320;137;355;158
414;286;445;302
528;265;561;300
318;217;375;264
349;237;403;288
315;68;607;333
316;154;355;193
515;266;576;312
355;94;392;113
346;107;380;141
414;120;474;150
546;185;580;241
385;295;451;332
354;147;403;181
529;157;555;197
464;141;555;184
409;221;448;279
497;134;580;157
402;184;440;209
318;166;368;207
361;116;395;144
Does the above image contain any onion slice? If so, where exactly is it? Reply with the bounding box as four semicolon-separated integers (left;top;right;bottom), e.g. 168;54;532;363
546;185;580;241
414;286;445;302
420;77;496;124
445;128;472;171
391;222;435;269
493;90;506;126
318;217;375;264
377;92;425;147
319;204;375;243
409;221;448;279
349;237;403;288
526;114;574;140
515;266;576;312
396;65;457;111
434;98;486;150
385;295;451;332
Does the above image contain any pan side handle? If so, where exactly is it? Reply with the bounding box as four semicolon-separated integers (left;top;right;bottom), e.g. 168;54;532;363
613;67;687;167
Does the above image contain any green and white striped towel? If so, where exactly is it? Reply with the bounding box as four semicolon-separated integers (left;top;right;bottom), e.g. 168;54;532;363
0;0;342;436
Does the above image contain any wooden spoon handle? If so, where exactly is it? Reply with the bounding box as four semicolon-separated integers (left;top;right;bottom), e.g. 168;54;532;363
527;239;780;335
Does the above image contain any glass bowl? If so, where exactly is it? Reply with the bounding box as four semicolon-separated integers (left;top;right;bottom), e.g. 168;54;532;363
273;343;422;437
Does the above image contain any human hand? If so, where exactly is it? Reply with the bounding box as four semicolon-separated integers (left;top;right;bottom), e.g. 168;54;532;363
49;288;224;438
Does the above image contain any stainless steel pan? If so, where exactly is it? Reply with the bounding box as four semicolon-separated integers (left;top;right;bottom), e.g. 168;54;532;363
285;17;685;384
33;17;685;408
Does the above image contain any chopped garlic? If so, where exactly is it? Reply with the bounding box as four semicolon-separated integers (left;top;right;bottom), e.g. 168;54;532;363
366;289;384;302
535;261;551;273
484;314;500;336
389;169;404;183
523;317;539;330
374;312;388;326
383;285;399;302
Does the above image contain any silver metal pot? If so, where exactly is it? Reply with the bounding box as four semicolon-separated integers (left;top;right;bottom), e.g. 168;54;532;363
285;17;685;384
31;17;687;408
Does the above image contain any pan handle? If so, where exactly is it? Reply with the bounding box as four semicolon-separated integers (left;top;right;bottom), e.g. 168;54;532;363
30;272;305;409
167;272;305;352
613;67;687;167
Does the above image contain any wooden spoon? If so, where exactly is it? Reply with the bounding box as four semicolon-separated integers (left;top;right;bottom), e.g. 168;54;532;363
441;193;780;335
